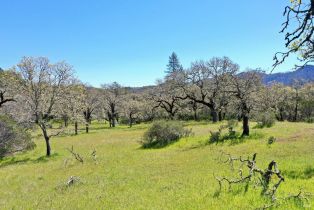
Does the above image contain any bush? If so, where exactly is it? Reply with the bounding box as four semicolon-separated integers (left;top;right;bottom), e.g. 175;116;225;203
209;131;221;143
267;136;276;145
209;126;225;143
141;120;191;148
0;115;35;158
209;123;241;143
256;112;276;128
305;117;314;123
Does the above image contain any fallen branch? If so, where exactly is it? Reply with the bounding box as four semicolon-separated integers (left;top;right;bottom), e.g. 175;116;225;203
66;176;80;186
91;148;97;162
67;146;84;163
215;152;311;209
215;153;283;198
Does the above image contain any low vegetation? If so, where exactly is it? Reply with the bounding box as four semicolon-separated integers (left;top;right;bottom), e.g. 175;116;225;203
0;121;313;209
141;120;191;148
256;112;276;128
0;115;35;158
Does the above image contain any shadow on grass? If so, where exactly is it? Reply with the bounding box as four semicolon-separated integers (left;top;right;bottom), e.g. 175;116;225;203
282;166;314;179
0;153;59;168
138;140;179;150
209;132;265;146
81;124;148;132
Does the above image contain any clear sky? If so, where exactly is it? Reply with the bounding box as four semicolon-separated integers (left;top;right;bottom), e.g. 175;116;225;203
0;0;301;87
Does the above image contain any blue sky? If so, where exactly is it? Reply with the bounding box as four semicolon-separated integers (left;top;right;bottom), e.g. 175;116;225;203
0;0;300;87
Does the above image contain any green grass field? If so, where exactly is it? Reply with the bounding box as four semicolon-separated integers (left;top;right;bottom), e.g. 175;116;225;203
0;121;313;209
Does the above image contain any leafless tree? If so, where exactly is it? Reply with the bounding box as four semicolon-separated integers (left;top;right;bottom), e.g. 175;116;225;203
101;82;125;127
18;57;74;156
229;70;262;136
58;81;85;134
179;57;238;122
151;80;183;120
121;93;142;127
83;86;101;128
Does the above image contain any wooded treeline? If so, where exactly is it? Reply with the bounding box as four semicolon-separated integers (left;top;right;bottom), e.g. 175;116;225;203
0;55;313;156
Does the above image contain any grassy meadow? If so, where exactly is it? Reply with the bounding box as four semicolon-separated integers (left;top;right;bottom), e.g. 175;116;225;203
0;121;313;209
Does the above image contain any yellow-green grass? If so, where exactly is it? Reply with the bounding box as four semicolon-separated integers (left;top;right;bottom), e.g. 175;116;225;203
0;121;313;209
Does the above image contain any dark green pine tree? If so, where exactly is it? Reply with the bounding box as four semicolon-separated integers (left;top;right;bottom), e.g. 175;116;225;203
165;52;183;74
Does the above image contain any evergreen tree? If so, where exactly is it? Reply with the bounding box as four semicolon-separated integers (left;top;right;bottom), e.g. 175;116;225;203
166;52;183;74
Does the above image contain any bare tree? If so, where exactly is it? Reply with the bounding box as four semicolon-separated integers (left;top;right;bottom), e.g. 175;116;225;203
151;80;182;120
18;57;74;156
121;93;142;127
101;82;124;127
58;81;85;135
179;57;238;122
82;86;101;133
229;70;262;136
291;80;304;121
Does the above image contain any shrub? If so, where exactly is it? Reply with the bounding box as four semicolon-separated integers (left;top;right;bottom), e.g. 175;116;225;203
305;117;314;123
209;131;221;143
256;112;276;128
0;115;35;158
209;126;224;143
225;128;238;140
141;120;191;148
267;136;276;145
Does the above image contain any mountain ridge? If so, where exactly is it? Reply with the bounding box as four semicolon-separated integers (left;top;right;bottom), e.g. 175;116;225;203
262;65;314;85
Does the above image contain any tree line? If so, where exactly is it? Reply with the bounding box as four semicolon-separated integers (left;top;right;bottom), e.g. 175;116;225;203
0;54;313;156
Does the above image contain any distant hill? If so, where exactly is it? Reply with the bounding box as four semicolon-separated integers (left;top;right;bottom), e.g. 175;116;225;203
262;65;314;85
125;85;155;93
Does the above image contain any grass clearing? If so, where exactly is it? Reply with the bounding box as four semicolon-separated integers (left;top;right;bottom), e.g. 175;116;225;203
0;121;313;209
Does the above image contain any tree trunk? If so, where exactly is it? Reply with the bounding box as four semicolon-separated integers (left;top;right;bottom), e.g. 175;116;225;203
63;116;68;127
112;118;115;127
210;109;218;123
169;113;175;120
85;123;89;133
45;136;51;156
129;113;133;128
218;111;222;121
40;124;51;156
194;110;198;121
279;109;284;121
75;121;78;135
294;101;298;122
242;116;249;136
